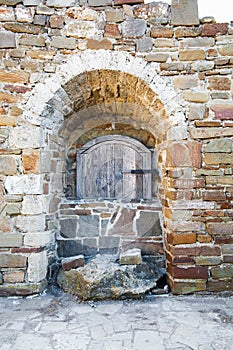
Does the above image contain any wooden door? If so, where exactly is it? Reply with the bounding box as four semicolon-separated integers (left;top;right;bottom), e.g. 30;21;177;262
76;136;151;200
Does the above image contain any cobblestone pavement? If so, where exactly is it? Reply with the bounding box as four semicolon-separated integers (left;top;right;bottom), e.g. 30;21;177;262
0;292;233;350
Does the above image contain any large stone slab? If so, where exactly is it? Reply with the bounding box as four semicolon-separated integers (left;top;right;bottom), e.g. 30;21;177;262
171;0;199;26
57;254;165;300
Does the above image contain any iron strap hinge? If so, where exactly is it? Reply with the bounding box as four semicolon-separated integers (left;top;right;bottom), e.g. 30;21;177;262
122;169;159;175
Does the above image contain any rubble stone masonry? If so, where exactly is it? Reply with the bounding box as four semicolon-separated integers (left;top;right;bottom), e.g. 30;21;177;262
0;0;232;295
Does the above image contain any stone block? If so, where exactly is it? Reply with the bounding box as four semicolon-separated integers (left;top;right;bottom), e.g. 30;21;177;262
66;21;101;39
207;222;233;236
136;211;162;237
0;281;47;296
87;38;113;50
49;15;64;28
183;91;209;103
26;50;56;60
145;53;168;62
89;0;112;5
114;0;143;3
15;6;34;23
0;218;11;233
120;248;142;265
9;125;41;148
27;251;48;283
19;35;45;47
207;279;233;292
24;231;52;247
33;14;46;26
83;238;98;256
99;236;120;254
195;257;221;266
0;233;23;247
183;37;215;48
173;76;198;90
204;138;233;153
204;153;233;165
190;127;233;139
16;215;45;233
57;239;83;258
136;37;153;52
172;245;221;257
23;0;40;5
108;208;135;236
106;8;123;23
166;141;201;168
0;6;15;21
170;279;206;294
3;270;25;283
22;149;40;174
0;31;16;48
211;265;233;279
208;77;231;91
104;24;121;38
0;155;17;175
121;18;146;38
5;175;42;195
151;26;173;38
174;27;201;38
60;218;77;238
0;69;29;84
211;104;233;120
51;36;76;49
36;5;54;15
22;195;44;215
179;50;205;61
61;255;85;271
202;23;228;37
4;23;42;34
168;233;196;245
47;0;76;6
171;0;199;26
0;254;27;268
188;103;206;120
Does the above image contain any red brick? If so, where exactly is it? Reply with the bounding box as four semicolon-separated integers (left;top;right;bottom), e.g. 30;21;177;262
171;178;205;189
214;236;233;244
168;264;208;279
172;256;195;265
171;245;221;257
202;191;226;201
11;247;42;253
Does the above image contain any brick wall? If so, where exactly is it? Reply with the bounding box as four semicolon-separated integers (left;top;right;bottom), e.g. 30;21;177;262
0;0;232;295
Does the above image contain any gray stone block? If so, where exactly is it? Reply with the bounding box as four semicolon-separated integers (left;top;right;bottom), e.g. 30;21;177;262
60;218;77;238
0;32;16;49
171;0;199;26
121;19;146;38
136;38;153;52
57;240;83;258
88;0;112;6
136;212;162;237
78;215;99;238
83;238;98;256
99;236;120;254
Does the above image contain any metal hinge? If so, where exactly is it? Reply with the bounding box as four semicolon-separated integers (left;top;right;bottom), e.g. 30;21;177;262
122;169;159;175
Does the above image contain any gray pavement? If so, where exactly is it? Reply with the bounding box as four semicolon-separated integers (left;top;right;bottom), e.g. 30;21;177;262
0;292;233;350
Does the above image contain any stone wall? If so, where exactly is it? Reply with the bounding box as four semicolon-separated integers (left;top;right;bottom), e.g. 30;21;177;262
0;0;233;295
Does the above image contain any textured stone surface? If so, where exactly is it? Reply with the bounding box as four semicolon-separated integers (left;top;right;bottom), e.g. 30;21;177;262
27;251;48;283
61;255;85;271
119;248;142;265
171;0;199;26
57;254;164;300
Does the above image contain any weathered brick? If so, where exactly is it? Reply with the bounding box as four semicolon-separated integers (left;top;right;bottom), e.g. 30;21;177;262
171;245;221;257
168;233;196;245
61;255;85;271
190;127;233;139
202;23;228;37
207;222;233;235
171;178;205;189
168;265;208;279
202;191;226;201
0;254;26;268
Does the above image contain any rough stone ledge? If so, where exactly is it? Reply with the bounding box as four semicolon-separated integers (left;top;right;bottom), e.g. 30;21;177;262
0;280;47;296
